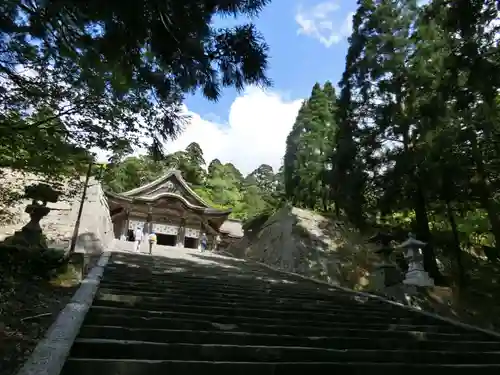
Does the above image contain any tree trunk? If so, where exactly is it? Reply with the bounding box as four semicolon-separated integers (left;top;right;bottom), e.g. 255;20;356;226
470;133;500;253
441;172;466;289
414;181;443;284
323;199;328;212
402;124;442;283
445;199;466;288
334;200;340;217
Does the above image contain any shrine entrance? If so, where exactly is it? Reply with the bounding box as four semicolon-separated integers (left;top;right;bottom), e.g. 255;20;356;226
157;233;176;246
106;170;234;251
184;237;197;249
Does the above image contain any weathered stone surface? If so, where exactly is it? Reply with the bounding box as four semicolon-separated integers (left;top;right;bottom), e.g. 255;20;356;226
226;206;380;290
0;169;114;254
57;250;500;374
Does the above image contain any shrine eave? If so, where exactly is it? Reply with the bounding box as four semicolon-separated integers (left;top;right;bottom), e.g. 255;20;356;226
105;190;232;217
121;170;212;208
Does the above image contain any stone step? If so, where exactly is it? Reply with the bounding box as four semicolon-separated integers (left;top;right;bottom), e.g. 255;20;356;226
106;262;273;275
96;280;394;307
98;279;324;297
89;300;440;326
102;271;303;288
104;262;323;282
95;289;402;312
99;273;331;294
107;259;300;273
106;257;326;273
96;286;398;311
101;264;356;289
68;339;500;364
95;279;388;310
78;325;500;352
60;358;500;375
94;292;422;316
54;252;500;374
83;312;485;338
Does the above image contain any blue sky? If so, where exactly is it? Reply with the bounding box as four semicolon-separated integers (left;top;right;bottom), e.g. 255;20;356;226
185;0;355;122
154;1;357;175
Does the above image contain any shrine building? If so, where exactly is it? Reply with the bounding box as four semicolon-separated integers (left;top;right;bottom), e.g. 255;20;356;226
105;170;243;250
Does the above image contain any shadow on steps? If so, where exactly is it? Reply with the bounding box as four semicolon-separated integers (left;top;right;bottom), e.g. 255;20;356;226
61;251;500;375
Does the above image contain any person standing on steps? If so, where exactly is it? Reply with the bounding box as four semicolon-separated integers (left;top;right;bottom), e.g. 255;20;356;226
148;231;157;255
134;226;143;253
215;234;221;251
200;232;208;252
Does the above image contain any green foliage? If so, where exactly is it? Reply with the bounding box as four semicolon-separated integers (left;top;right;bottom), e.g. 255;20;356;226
284;82;337;211
0;245;67;279
102;156;160;193
103;142;284;220
0;0;272;188
283;0;500;288
24;183;61;204
4;0;500;297
242;211;274;234
0;108;93;177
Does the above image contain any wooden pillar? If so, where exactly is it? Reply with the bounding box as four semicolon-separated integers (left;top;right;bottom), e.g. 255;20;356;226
122;207;130;239
145;204;153;235
198;221;205;250
177;217;186;247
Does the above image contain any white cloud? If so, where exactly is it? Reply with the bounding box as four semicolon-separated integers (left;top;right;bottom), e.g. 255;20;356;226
95;88;303;176
295;2;353;47
340;11;354;37
170;88;303;175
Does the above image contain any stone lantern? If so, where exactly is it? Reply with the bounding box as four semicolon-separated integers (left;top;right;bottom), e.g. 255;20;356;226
3;183;61;249
368;232;402;291
397;232;434;287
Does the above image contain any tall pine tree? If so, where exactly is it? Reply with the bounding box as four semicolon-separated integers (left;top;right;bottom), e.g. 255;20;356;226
284;82;338;210
331;0;446;279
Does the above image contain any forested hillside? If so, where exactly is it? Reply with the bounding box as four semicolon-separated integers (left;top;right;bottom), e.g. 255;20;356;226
101;142;285;220
95;0;500;297
0;0;499;350
283;0;500;289
0;0;498;298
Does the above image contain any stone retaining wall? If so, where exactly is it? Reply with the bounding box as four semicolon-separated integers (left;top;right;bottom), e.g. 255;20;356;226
72;179;115;255
226;206;379;290
0;169;114;255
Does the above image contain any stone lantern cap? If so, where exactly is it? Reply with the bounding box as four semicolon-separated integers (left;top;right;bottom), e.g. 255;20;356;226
368;232;396;259
24;183;61;205
368;231;394;246
397;232;426;249
374;246;394;256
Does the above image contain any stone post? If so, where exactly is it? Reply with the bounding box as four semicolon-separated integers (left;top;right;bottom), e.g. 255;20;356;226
146;205;153;234
397;232;434;287
136;205;152;252
177;217;186;247
368;232;402;291
214;234;221;251
121;208;130;240
198;223;206;251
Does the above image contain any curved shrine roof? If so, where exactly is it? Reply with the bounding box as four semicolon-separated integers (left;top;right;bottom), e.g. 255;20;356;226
104;170;232;217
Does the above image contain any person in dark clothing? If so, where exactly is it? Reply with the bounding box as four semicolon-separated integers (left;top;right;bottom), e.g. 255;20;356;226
200;232;208;252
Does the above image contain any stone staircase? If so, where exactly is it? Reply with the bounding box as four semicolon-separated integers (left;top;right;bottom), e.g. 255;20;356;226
111;239;136;252
110;239;192;254
57;249;500;374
